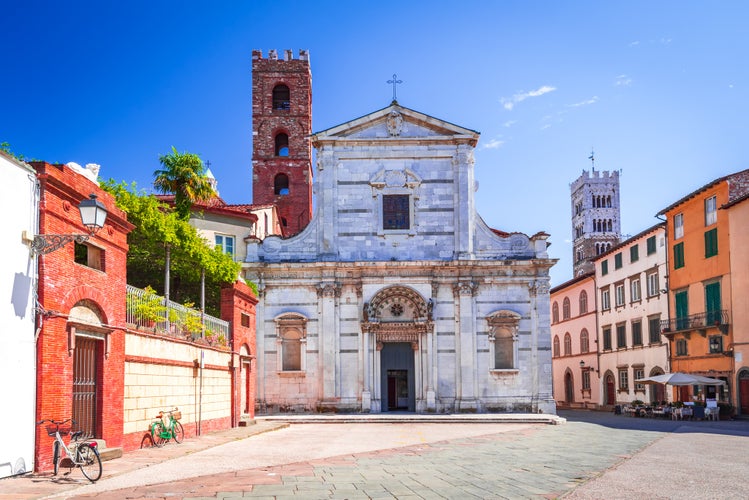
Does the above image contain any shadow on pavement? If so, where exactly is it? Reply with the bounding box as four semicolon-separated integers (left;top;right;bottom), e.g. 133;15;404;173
559;409;749;437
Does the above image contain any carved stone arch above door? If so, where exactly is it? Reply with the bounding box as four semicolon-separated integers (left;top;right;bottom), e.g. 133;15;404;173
361;285;433;342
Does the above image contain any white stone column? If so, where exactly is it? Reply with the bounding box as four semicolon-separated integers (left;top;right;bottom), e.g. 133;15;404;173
317;282;340;405
255;281;266;406
454;281;478;411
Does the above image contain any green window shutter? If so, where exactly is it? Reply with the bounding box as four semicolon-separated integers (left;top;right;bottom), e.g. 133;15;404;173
705;282;721;324
602;260;608;275
675;291;688;329
615;253;623;269
674;242;685;269
647;236;656;255
630;245;639;263
704;228;718;258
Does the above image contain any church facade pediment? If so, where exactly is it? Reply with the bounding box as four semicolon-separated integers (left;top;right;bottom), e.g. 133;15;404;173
311;104;479;146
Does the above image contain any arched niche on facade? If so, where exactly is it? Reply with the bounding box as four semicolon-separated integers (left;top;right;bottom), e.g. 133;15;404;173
67;299;113;358
361;285;432;345
274;313;307;373
486;309;521;371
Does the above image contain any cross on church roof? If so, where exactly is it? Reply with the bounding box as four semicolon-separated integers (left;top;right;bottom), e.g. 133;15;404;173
387;73;403;103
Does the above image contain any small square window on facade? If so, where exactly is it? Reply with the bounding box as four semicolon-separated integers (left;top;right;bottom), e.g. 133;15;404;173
582;370;591;390
601;288;611;311
618;369;629;391
215;234;235;257
634;368;645;391
646;272;659;297
630;278;641;302
615;283;625;307
601;259;609;275
614;252;623;269
676;338;688;356
602;326;612;350
241;312;250;328
648;316;661;344
632;320;642;346
74;242;105;272
382;194;410;230
616;323;627;349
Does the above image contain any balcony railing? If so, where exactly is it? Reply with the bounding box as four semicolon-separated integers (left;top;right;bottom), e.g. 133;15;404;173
126;284;230;344
660;310;730;334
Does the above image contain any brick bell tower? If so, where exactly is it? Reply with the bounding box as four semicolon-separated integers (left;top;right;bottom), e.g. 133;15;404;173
251;49;313;237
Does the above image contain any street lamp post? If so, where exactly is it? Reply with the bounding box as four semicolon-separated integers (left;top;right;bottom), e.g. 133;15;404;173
23;194;108;255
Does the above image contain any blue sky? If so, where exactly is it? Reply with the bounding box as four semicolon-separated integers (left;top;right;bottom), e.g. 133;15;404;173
2;1;748;286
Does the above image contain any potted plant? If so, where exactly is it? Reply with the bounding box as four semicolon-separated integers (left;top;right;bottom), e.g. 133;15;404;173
181;304;204;340
130;286;166;329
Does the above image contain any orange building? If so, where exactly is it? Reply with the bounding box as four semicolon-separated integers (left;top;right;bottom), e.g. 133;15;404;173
659;169;749;407
723;191;749;416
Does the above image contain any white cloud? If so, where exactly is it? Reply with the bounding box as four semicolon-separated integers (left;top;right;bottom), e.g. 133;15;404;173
502;120;516;128
615;74;632;86
501;85;556;110
568;96;599;107
629;40;640;47
483;138;505;149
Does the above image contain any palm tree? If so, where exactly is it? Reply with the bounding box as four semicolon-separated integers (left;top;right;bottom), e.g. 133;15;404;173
153;146;214;220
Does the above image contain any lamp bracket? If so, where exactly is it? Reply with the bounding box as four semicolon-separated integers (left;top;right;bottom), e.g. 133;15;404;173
23;231;90;255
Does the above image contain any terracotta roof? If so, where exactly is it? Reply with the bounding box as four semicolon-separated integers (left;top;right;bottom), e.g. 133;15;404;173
658;168;749;215
593;222;665;260
550;271;595;294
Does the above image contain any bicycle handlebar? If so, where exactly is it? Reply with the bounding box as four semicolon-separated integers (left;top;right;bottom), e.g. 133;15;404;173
36;418;76;426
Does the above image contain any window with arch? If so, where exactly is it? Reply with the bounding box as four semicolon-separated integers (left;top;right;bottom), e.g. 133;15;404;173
487;310;521;370
552;302;559;323
275;314;307;372
579;290;588;314
553;335;560;357
272;84;290;110
274;133;289;156
562;297;571;320
564;333;572;356
274;173;290;195
580;328;590;353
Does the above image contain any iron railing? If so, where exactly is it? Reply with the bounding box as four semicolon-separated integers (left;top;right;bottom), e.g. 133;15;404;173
660;310;729;334
126;284;230;343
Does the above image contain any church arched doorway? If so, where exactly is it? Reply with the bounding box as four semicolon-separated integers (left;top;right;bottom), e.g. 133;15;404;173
362;285;432;413
604;373;616;406
564;371;574;405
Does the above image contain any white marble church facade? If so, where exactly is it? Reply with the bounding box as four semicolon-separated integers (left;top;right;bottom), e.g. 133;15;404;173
244;103;557;414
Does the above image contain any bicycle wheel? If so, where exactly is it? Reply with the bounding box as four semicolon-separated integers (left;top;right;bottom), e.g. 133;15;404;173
52;440;60;476
150;421;166;447
171;421;185;443
77;443;102;482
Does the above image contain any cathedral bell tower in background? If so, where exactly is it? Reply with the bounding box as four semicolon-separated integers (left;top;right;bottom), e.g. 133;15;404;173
251;49;313;237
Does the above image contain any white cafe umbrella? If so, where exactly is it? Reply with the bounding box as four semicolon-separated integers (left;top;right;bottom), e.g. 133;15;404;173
634;372;726;386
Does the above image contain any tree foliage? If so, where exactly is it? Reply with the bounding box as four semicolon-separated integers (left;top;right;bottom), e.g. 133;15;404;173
102;180;241;316
153;146;214;220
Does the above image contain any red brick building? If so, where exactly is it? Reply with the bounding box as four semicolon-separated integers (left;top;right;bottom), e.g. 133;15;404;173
251;49;313;236
31;162;133;471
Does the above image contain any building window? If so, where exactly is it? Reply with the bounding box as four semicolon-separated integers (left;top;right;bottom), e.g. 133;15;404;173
705;282;722;324
74;242;105;271
579;291;588;315
562;297;571;320
240;312;250;328
487;310;520;370
601;288;611;311
552;302;559;323
615;283;625;307
634;368;645;391
601;259;609;275
274;173;290;195
646;235;656;255
603;326;612;350
582;370;591;391
618;369;629;391
630;244;639;263
632;320;643;346
704;228;718;258
673;242;685;269
272;84;291;110
616;323;627;349
709;335;723;354
382;194;410;230
674;213;684;239
648;316;661;344
275;314;307;372
614;252;623;269
630;278;641;302
675;338;688;356
705;195;717;226
580;328;590;353
675;290;689;330
215;234;235;256
274;133;289;156
553;335;560;357
564;333;572;356
646;272;659;298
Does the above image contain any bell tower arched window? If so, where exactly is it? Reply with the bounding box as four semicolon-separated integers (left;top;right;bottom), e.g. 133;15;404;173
274;133;289;157
274;173;290;195
272;84;290;110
